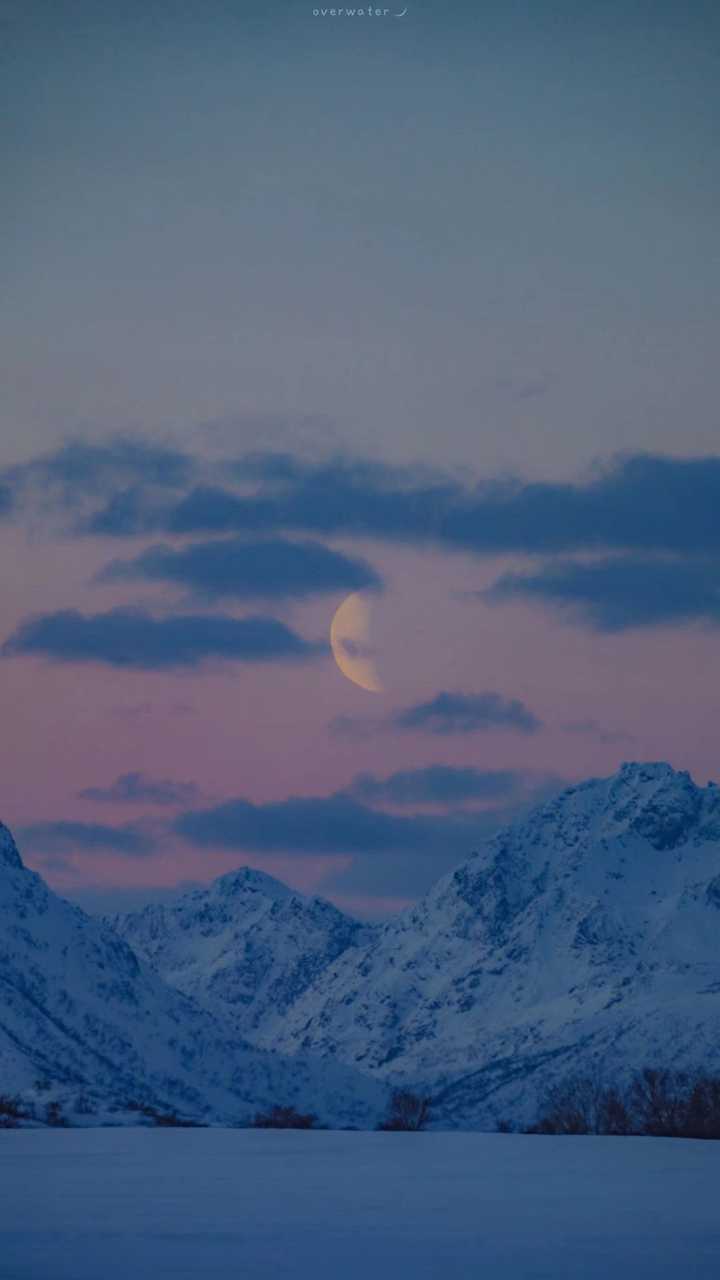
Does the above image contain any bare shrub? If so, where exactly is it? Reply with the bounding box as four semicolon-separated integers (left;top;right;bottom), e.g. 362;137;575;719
138;1104;199;1127
378;1090;432;1132
0;1095;27;1129
44;1101;66;1128
252;1104;317;1130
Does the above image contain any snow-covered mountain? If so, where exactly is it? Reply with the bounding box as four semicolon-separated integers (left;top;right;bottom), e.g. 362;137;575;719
260;763;720;1127
106;867;374;1041
0;829;385;1127
6;762;720;1130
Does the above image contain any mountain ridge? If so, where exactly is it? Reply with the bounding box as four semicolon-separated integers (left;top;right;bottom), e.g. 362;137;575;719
0;839;386;1127
106;865;375;1041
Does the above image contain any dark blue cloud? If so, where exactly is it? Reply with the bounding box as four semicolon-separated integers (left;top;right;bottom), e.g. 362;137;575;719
79;771;201;806
392;690;542;735
36;438;194;491
72;882;206;915
97;536;382;600
80;451;720;558
441;455;720;556
18;820;155;856
484;556;720;630
80;486;169;537
2;608;323;669
163;476;456;543
345;765;524;806
174;793;483;855
0;484;13;518
3;438;195;508
562;718;634;745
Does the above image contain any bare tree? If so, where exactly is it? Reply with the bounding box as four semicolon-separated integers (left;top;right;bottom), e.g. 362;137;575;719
685;1075;720;1140
628;1067;688;1137
530;1075;605;1135
528;1066;720;1139
596;1085;632;1136
530;1072;631;1135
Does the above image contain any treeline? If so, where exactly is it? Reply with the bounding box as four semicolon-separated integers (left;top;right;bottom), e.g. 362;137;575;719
6;1071;718;1137
516;1067;720;1139
251;1091;433;1131
0;1091;434;1132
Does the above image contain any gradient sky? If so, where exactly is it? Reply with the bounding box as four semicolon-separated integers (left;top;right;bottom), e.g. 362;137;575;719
2;0;719;915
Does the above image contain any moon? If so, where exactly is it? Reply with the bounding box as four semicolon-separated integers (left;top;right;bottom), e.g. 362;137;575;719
330;592;383;694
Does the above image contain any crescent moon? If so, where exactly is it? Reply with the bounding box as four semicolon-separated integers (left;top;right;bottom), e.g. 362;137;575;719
330;592;383;694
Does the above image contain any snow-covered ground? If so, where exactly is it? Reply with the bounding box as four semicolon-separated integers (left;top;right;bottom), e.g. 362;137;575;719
2;1130;718;1279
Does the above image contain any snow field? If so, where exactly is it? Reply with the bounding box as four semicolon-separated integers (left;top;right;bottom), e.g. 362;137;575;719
1;1129;719;1280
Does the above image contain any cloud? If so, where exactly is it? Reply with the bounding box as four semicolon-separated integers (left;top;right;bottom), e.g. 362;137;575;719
392;690;542;735
345;765;525;806
320;837;502;901
97;536;382;600
69;881;206;916
328;713;387;740
175;793;484;856
18;820;155;856
440;454;720;557
78;450;720;559
80;486;168;537
7;442;720;572
562;718;635;745
483;556;720;631
3;438;195;511
79;771;201;806
2;607;324;669
174;786;525;900
0;484;13;518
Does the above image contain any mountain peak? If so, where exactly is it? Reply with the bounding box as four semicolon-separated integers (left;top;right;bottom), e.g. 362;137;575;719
109;865;366;1043
605;760;703;850
617;760;680;778
613;759;696;793
0;822;23;869
213;865;294;903
486;760;709;862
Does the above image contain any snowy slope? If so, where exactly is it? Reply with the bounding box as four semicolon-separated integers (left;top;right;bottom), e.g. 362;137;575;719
263;763;720;1126
0;827;385;1127
107;867;373;1040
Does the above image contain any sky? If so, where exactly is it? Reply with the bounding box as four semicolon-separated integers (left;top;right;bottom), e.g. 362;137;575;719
2;0;719;916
